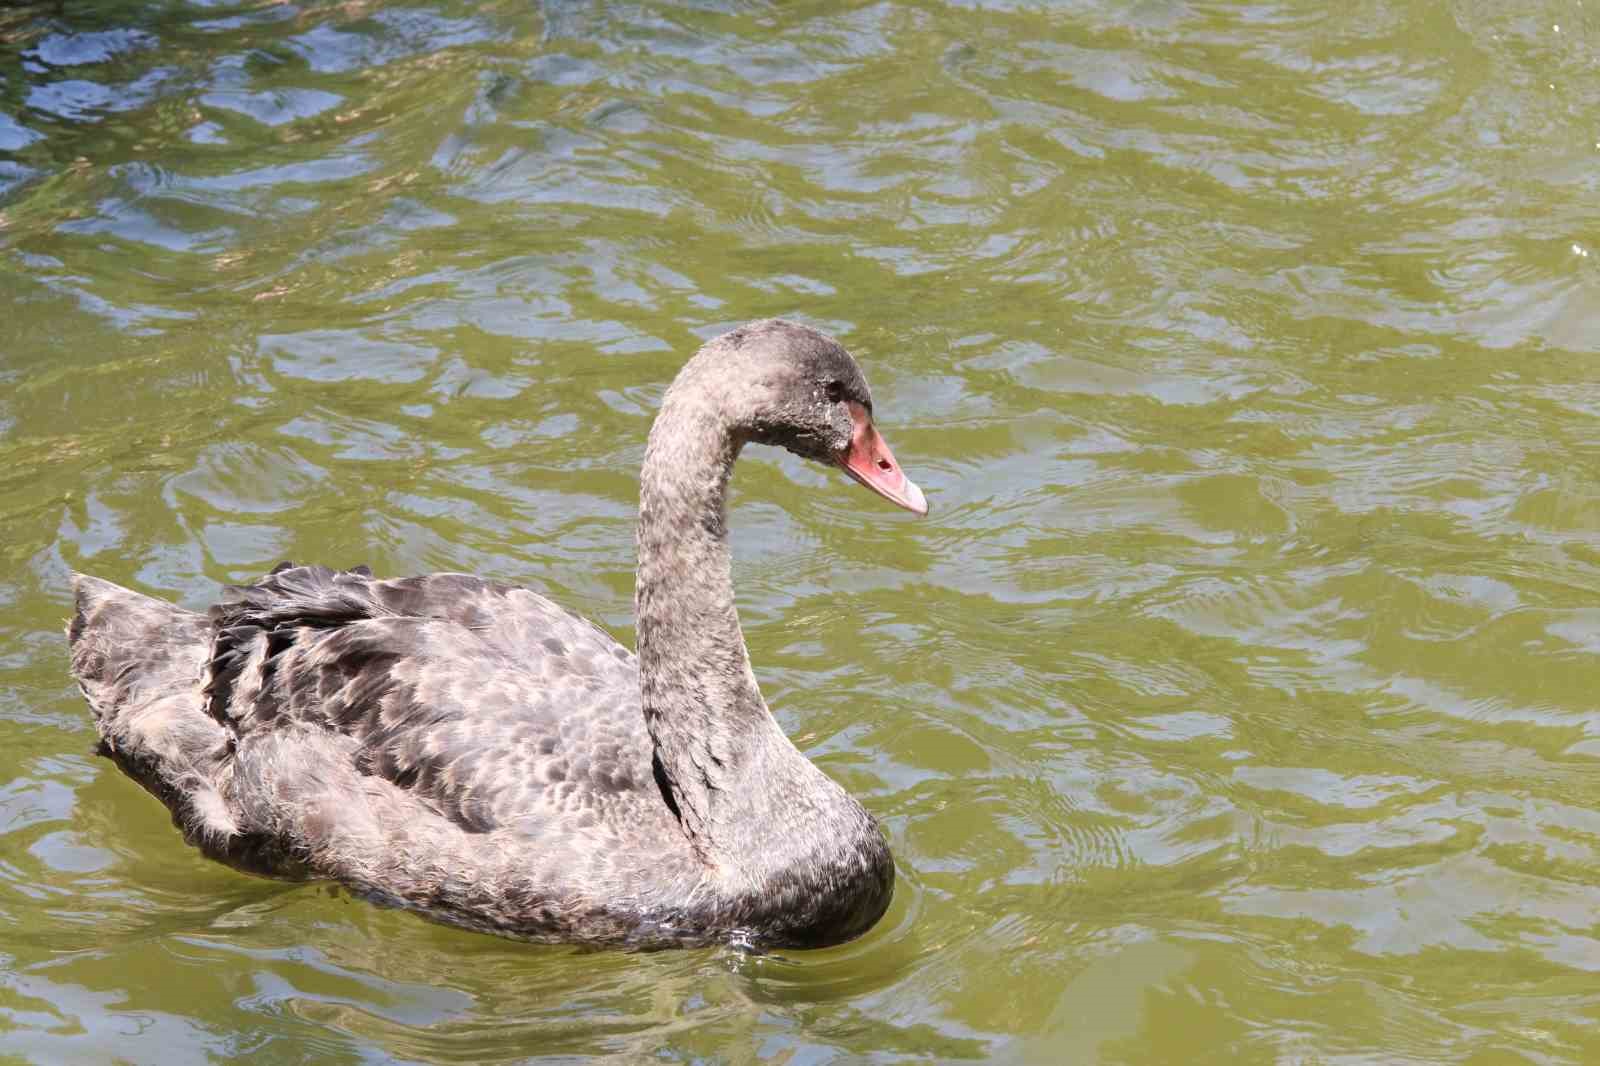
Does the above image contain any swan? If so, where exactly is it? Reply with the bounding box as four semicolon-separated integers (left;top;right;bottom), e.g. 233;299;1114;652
66;319;927;949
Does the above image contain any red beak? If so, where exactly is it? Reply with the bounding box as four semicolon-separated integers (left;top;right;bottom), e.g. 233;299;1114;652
837;402;928;516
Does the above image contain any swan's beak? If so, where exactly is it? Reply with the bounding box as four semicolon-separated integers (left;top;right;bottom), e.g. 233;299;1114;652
837;401;928;516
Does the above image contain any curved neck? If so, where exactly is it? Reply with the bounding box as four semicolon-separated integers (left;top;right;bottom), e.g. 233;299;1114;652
634;382;777;852
629;364;894;943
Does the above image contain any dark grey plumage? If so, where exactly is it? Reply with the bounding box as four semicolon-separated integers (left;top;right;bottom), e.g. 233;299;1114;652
66;319;919;949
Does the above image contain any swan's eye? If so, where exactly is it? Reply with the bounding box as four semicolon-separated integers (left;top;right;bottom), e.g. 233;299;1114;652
824;380;845;403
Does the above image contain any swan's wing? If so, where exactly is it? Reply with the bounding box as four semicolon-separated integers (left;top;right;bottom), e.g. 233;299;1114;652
208;565;652;836
209;564;633;677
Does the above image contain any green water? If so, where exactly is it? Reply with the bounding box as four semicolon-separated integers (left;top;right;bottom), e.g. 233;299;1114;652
3;0;1600;1060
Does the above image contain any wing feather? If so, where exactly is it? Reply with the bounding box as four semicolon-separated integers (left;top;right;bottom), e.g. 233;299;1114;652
206;565;652;837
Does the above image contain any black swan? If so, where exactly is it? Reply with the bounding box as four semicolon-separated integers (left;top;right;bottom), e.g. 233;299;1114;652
66;319;927;949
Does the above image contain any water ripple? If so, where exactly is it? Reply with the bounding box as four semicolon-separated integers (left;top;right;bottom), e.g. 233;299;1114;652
4;0;1600;1061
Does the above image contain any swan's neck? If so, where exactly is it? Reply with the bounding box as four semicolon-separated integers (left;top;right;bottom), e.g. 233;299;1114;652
631;371;893;943
635;384;778;847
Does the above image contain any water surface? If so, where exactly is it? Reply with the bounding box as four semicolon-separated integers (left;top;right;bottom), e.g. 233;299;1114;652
4;0;1600;1061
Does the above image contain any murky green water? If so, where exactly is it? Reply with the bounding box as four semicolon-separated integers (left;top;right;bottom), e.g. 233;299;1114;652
3;0;1600;1060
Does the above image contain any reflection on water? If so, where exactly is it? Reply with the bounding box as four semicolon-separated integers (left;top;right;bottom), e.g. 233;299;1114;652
5;0;1600;1060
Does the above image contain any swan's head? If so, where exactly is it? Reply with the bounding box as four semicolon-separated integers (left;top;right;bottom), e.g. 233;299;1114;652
698;319;928;515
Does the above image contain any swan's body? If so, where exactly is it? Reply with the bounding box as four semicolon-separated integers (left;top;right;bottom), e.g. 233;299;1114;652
67;320;926;949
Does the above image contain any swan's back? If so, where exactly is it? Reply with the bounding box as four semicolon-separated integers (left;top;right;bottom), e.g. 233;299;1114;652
69;565;697;936
70;574;240;847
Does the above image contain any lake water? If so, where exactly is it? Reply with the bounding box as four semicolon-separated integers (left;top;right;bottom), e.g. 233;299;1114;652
3;0;1600;1061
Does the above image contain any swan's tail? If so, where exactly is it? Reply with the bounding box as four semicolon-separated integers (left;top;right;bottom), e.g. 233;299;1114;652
67;574;242;847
